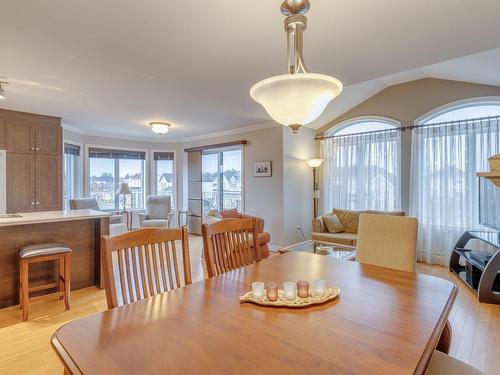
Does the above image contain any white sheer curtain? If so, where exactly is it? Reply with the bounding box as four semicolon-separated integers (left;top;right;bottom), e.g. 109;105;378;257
410;117;500;265
321;129;401;212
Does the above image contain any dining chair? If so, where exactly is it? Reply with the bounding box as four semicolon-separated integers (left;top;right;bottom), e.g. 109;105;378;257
101;227;191;309
356;213;418;272
202;218;261;277
425;350;485;374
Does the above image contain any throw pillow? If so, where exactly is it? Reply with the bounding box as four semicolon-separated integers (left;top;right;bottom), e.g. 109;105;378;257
333;209;362;233
323;214;345;233
206;209;223;219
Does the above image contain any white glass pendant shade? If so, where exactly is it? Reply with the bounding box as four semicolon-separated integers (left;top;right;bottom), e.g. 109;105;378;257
250;73;342;126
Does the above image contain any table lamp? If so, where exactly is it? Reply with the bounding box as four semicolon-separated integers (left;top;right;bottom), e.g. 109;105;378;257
115;182;132;212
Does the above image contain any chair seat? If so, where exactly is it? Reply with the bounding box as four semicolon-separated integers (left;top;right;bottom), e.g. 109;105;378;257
425;350;485;375
19;243;72;259
142;219;169;228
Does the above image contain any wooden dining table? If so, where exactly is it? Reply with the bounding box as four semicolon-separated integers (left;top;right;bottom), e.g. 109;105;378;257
51;252;458;375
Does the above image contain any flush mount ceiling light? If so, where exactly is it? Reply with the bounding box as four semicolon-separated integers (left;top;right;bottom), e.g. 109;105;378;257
149;122;171;135
0;81;8;100
250;0;343;134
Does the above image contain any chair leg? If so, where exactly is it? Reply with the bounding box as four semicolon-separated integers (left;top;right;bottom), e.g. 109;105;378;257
63;253;71;311
19;261;23;310
58;255;65;300
20;259;29;321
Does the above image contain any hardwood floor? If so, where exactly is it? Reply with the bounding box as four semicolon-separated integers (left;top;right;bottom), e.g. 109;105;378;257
0;236;498;374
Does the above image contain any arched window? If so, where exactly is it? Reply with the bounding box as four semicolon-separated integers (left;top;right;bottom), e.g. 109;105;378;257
322;117;402;212
410;99;500;264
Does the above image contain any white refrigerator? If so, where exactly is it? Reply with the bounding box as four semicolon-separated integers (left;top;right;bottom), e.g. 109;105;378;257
0;150;6;214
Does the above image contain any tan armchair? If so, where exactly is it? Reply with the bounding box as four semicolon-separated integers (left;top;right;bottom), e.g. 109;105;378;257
69;198;127;235
138;195;174;228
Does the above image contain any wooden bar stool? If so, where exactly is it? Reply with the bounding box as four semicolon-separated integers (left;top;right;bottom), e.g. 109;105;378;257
18;243;72;321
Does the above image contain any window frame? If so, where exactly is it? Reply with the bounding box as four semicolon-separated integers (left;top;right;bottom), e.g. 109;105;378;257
85;143;149;211
326;115;400;136
63;140;84;209
150;149;177;208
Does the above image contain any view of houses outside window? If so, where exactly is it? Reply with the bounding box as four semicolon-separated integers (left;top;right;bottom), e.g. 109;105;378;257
153;152;175;202
89;150;145;210
202;148;242;216
63;143;81;209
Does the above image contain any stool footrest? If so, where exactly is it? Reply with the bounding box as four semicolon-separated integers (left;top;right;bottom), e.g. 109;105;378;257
28;283;59;293
29;291;64;303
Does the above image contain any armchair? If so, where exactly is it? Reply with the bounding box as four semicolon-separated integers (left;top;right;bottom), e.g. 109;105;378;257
219;209;271;258
139;195;174;228
69;198;128;235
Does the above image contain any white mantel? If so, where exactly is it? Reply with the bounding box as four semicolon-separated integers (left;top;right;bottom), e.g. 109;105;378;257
0;209;110;227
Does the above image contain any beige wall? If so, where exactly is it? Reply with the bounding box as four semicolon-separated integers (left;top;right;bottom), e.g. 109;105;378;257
182;124;286;245
282;127;318;244
316;78;500;214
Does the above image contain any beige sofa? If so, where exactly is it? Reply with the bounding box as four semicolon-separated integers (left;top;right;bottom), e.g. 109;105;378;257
311;208;405;246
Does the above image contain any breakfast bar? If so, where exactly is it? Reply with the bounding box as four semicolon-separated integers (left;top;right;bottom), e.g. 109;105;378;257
0;209;110;308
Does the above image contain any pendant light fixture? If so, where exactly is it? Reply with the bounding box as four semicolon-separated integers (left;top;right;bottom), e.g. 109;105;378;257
250;0;343;134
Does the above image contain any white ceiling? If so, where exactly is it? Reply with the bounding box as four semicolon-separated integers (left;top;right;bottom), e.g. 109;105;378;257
1;0;500;141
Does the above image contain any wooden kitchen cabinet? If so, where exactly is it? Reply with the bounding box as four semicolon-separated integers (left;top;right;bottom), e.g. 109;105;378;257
6;153;35;213
35;154;62;211
0;109;62;213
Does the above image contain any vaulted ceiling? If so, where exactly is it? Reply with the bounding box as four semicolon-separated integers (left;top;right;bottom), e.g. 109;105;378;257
1;0;500;141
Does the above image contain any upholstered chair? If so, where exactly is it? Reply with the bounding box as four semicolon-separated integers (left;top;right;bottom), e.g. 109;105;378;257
138;195;174;228
69;198;127;235
356;213;418;272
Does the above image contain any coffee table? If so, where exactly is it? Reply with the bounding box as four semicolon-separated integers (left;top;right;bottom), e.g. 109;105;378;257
278;240;356;260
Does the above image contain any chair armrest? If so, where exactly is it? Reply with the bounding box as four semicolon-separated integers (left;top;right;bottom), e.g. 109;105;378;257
110;214;125;224
138;213;148;227
312;216;326;233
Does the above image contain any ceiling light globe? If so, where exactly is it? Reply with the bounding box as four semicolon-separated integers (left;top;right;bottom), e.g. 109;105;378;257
250;73;342;127
306;158;324;168
149;122;170;135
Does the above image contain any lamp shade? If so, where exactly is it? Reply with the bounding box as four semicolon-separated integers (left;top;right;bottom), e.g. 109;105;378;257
250;73;342;127
115;182;132;195
306;158;324;168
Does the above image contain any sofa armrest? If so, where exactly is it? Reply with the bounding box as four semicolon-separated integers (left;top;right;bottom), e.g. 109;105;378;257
312;216;326;233
240;213;264;233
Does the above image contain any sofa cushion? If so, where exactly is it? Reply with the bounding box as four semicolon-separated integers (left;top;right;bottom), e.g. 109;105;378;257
323;214;344;233
220;209;240;219
332;209;363;233
206;209;223;219
311;231;357;246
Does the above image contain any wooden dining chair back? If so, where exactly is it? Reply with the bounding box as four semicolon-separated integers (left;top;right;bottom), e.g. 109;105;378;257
202;218;261;277
101;226;191;309
356;213;418;272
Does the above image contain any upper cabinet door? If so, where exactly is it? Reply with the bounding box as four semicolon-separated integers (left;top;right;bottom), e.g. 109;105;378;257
0;118;5;149
5;117;34;154
35;118;61;156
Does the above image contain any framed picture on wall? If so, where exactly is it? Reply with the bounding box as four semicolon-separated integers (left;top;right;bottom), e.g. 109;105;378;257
253;161;272;177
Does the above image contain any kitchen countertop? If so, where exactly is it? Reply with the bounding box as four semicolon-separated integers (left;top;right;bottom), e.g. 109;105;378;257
0;209;110;227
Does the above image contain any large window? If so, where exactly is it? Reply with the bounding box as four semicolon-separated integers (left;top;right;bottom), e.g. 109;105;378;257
63;143;82;209
89;148;146;210
410;102;500;264
202;148;242;216
153;151;175;204
322;118;401;212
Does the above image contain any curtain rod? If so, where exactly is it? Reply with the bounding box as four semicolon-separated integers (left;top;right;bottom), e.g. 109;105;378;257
315;115;500;140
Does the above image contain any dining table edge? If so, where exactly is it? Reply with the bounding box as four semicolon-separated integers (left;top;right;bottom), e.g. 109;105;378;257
413;283;459;375
51;325;83;375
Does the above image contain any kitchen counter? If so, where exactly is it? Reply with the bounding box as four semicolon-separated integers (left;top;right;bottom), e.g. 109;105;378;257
0;210;110;308
0;209;110;227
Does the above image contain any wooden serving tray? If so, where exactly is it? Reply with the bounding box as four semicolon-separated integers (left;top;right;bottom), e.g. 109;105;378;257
239;287;340;307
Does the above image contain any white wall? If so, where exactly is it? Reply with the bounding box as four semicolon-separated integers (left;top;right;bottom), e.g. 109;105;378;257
63;129;184;210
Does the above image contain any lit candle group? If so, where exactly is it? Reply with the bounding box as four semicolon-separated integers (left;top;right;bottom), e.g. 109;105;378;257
251;279;327;300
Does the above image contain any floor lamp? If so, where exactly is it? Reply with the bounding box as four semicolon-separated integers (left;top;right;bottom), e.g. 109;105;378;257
306;158;324;219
